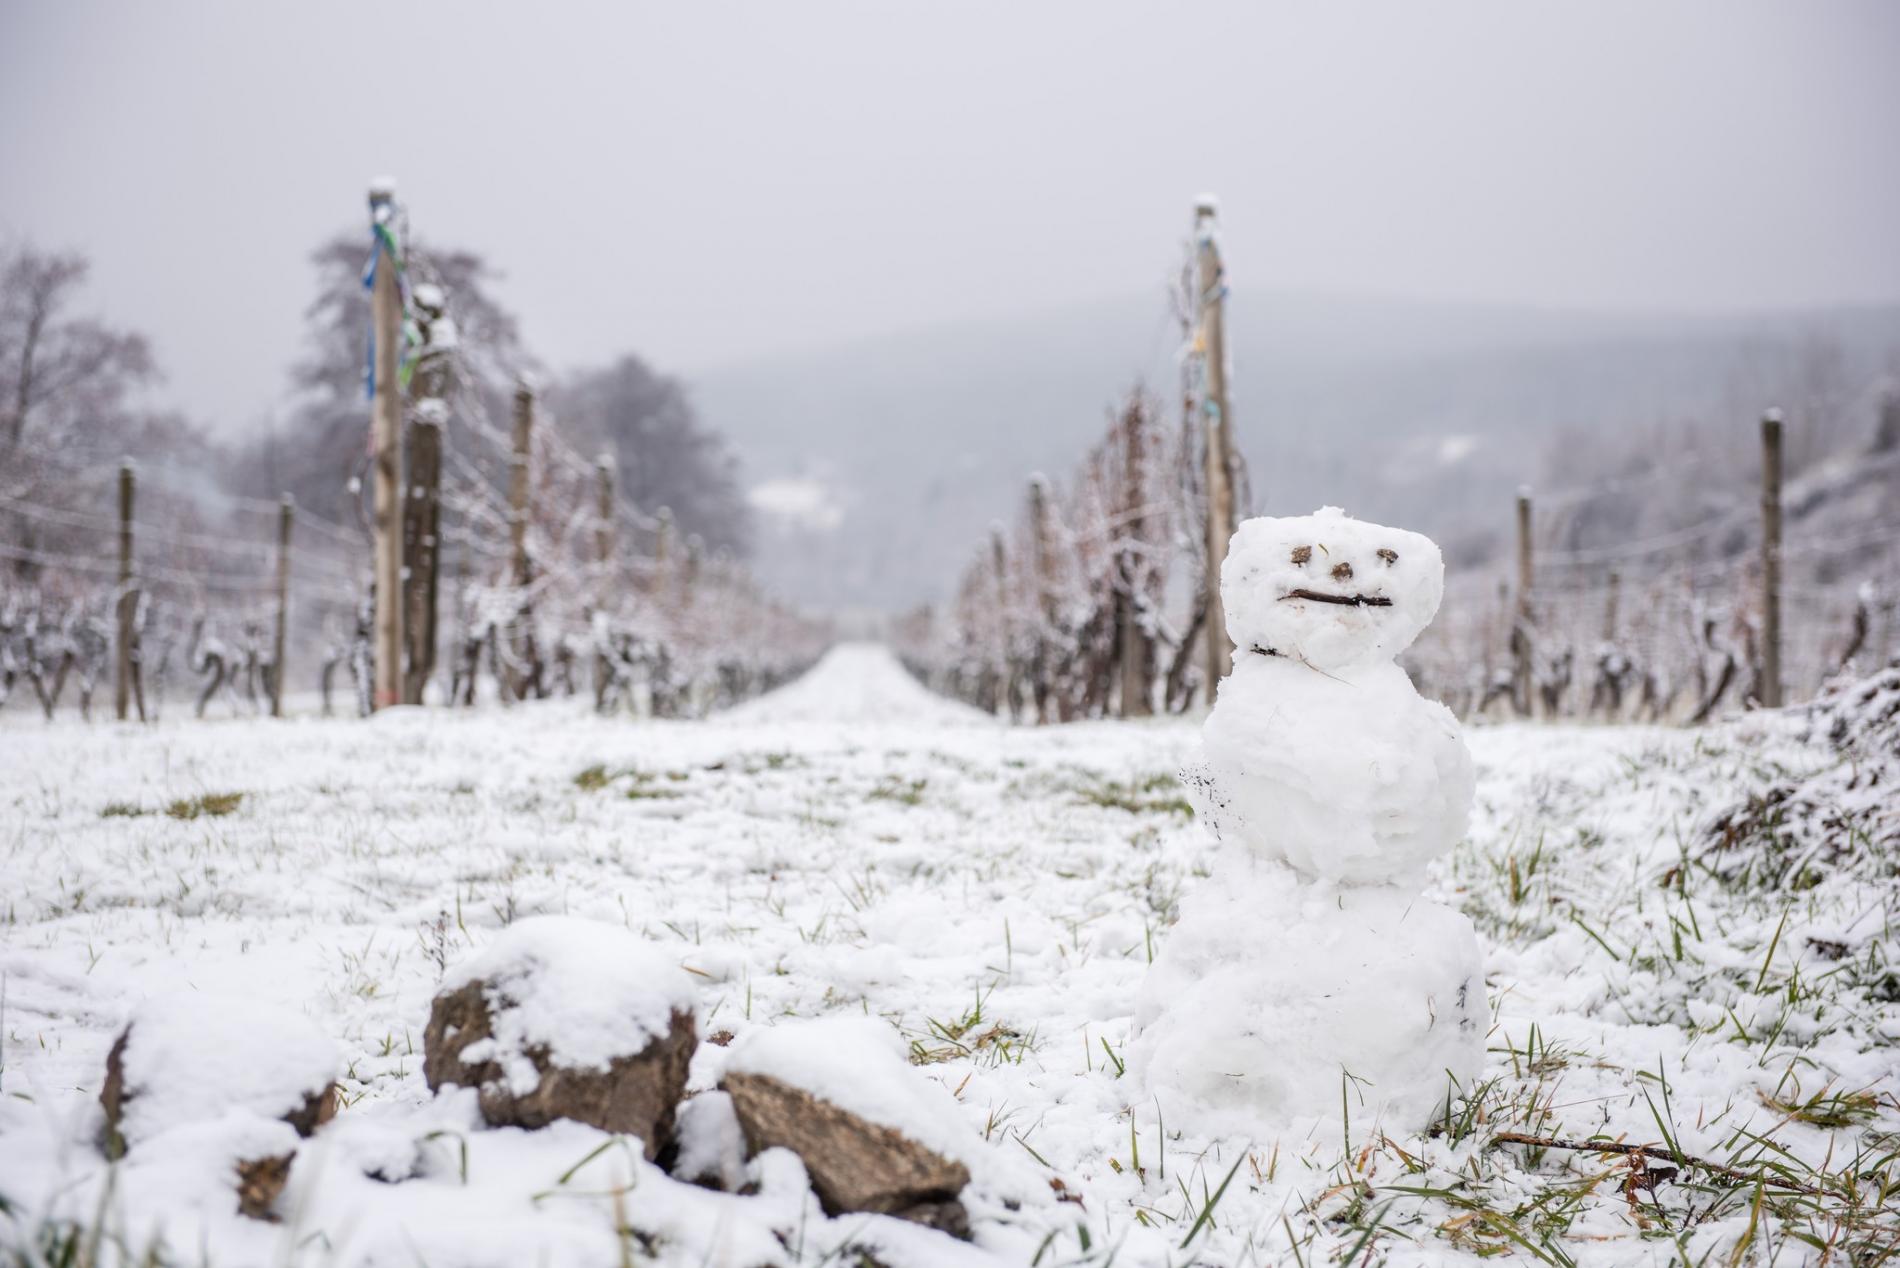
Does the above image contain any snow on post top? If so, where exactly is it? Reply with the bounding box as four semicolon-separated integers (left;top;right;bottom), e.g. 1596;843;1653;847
367;177;398;200
1221;506;1445;672
725;1017;980;1169
442;916;696;1079
113;992;338;1145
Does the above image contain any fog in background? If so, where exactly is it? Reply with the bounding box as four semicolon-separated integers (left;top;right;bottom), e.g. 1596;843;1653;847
5;1;1898;609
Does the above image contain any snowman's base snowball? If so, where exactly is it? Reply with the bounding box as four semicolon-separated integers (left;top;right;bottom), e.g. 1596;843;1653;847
1133;856;1483;1141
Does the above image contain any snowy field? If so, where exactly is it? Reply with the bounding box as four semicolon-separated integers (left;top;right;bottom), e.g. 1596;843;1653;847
1;644;1895;1267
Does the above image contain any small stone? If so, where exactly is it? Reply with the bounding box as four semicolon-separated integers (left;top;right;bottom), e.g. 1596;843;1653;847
422;916;699;1159
722;1071;971;1236
98;993;339;1221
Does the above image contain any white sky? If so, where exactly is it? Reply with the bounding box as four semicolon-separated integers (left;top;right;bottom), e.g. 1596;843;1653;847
3;1;1897;436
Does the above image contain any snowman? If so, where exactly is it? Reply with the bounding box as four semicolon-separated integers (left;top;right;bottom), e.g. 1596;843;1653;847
1134;507;1485;1139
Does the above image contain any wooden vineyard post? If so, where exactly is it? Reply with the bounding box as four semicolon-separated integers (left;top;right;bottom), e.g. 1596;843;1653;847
368;180;406;712
271;495;292;717
1119;400;1153;717
1028;475;1055;724
595;455;616;575
403;282;450;705
505;379;536;700
1512;488;1534;716
1603;568;1620;642
1760;409;1784;708
114;460;135;720
1195;197;1236;697
991;525;1012;719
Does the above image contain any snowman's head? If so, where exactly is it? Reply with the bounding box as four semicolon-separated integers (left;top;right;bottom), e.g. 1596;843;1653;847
1221;507;1443;672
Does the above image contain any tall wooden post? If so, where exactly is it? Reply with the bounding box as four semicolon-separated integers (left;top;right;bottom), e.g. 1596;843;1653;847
114;460;135;720
1195;197;1236;696
1760;409;1784;708
368;181;405;711
1119;400;1154;718
403;282;449;706
595;455;616;572
652;506;674;596
1512;487;1534;716
509;380;535;589
1028;474;1055;724
991;525;1012;719
402;417;441;704
271;495;292;717
503;380;536;702
1603;568;1620;643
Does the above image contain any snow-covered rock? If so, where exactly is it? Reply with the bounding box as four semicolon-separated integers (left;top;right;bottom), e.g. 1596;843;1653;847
720;1017;974;1235
99;992;340;1219
423;916;698;1158
101;991;339;1153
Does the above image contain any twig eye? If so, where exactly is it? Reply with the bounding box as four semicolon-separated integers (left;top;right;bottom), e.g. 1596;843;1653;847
1290;545;1312;565
1376;548;1398;566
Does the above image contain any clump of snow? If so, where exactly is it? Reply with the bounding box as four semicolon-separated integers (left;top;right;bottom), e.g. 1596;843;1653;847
1134;855;1483;1139
443;916;696;1095
672;1090;747;1190
110;992;337;1147
724;1017;980;1170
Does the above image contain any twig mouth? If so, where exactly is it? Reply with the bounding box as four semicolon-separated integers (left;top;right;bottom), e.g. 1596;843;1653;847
1279;589;1392;608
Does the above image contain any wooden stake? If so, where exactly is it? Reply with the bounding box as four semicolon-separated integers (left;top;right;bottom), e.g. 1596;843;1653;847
1760;409;1784;708
991;526;1011;719
1028;475;1055;724
402;282;449;706
509;380;535;589
1119;400;1153;718
368;181;405;711
271;495;292;717
1513;488;1534;717
595;455;616;572
504;379;536;702
1515;488;1534;619
1603;568;1620;643
1195;197;1236;695
114;460;135;721
402;417;441;704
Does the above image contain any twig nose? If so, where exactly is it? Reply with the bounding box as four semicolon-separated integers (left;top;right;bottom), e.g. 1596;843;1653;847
1331;561;1353;581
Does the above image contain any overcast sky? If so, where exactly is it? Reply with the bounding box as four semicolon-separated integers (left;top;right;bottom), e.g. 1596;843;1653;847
3;1;1897;438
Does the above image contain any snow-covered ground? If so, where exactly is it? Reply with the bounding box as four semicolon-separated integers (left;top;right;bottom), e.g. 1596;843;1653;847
2;644;1895;1266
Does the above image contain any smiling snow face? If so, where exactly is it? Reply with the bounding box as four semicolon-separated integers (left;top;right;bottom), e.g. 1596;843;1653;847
1222;507;1444;673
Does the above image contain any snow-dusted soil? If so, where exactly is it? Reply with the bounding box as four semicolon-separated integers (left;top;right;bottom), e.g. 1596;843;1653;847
2;644;1895;1266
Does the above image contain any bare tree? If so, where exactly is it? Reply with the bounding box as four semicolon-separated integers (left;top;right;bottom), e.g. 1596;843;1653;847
548;356;751;557
0;243;156;473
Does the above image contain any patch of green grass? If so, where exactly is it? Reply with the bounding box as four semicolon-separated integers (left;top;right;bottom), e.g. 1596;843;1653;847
99;801;147;819
574;764;613;791
164;792;243;820
869;775;928;806
1074;772;1194;818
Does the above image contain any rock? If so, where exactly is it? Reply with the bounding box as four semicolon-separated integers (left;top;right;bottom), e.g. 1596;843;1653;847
98;993;339;1220
719;1018;976;1236
724;1073;972;1235
422;916;699;1159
